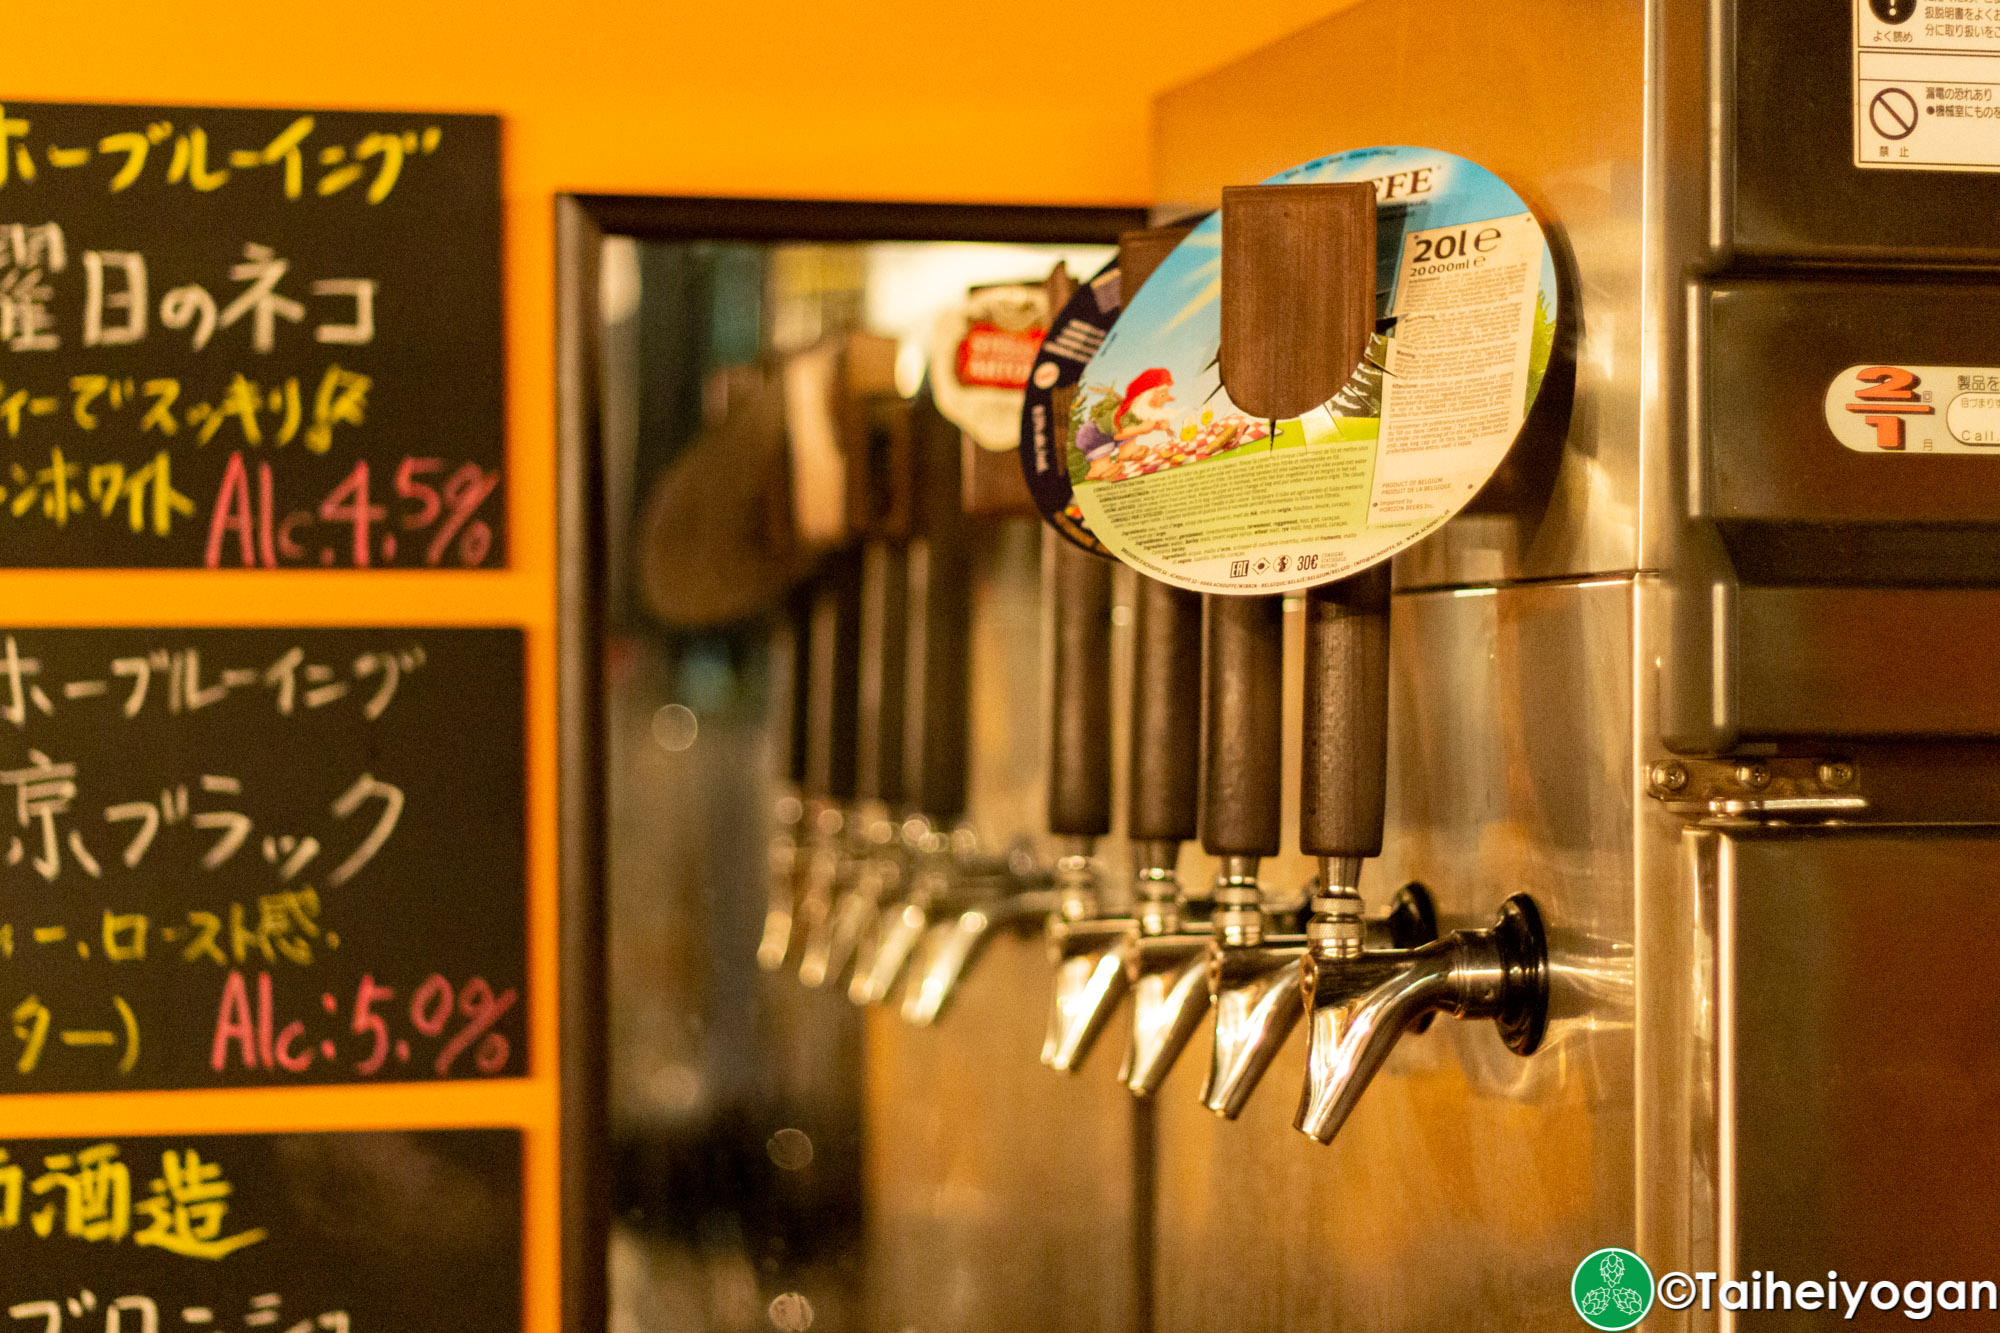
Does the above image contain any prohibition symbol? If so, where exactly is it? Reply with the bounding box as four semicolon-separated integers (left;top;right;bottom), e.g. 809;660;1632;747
1871;87;1919;140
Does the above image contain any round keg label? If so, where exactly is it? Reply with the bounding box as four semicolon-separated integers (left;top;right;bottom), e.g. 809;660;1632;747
1018;257;1122;556
1068;145;1559;594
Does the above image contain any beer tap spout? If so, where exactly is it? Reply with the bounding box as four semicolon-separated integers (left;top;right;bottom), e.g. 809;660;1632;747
1296;893;1548;1145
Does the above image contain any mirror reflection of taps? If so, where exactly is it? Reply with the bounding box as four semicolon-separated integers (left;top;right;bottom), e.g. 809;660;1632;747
896;835;1051;1026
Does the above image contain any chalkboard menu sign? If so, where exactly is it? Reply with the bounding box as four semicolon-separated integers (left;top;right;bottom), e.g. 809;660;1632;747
0;103;503;568
0;1129;521;1330
0;627;524;1091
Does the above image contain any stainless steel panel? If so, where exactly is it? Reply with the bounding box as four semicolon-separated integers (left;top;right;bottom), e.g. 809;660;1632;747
1736;587;2000;739
1634;574;1720;1333
1152;0;1646;587
1707;826;2000;1325
1152;578;1637;1331
863;933;1142;1333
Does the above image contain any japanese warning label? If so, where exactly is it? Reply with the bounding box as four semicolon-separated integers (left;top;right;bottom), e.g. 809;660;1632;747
0;627;524;1092
0;103;503;567
1855;0;2000;170
1068;146;1557;595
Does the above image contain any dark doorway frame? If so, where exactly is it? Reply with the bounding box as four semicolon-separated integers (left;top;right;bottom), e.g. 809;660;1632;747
553;193;1147;1333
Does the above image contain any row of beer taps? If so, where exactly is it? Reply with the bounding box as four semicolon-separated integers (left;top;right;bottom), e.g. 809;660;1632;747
758;183;1552;1145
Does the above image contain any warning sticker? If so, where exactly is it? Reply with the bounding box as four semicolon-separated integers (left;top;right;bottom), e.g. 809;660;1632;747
1855;0;2000;170
1824;362;2000;450
1067;146;1558;596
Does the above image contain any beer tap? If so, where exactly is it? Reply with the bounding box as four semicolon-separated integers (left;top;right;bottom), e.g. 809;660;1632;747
848;389;984;1006
846;391;1041;1014
799;538;908;987
1038;533;1125;1070
1290;550;1546;1144
1118;571;1211;1095
1038;227;1194;1073
896;398;1057;1026
798;344;916;987
1199;182;1446;1118
756;588;815;972
1207;178;1551;1143
1194;590;1304;1118
790;551;865;984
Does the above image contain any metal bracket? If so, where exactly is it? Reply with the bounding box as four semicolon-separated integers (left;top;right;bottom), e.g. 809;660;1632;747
1645;755;1867;823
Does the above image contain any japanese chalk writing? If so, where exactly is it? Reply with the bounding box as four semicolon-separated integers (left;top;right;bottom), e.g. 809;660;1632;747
0;1143;264;1258
8;1292;344;1333
0;1131;521;1333
1;226;376;355
0;104;500;569
0;629;523;1091
0;107;441;203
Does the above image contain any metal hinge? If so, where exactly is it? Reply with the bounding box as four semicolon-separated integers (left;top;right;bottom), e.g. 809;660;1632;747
1645;755;1867;822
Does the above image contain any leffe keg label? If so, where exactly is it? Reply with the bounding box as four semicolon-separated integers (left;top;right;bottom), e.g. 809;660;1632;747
1067;145;1558;595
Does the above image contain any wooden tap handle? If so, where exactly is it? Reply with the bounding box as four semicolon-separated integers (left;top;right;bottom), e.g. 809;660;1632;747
1218;183;1375;421
1048;535;1114;837
1200;594;1284;858
1118;222;1197;307
1216;181;1388;861
1128;575;1202;842
903;392;972;822
777;586;813;790
856;539;909;806
805;550;863;803
1300;565;1390;859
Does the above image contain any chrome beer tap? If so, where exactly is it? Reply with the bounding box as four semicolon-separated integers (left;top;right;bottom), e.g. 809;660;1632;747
1118;571;1212;1096
1039;532;1126;1070
838;386;1049;1019
1286;570;1543;1147
757;589;814;972
1037;223;1204;1076
800;539;908;988
1195;592;1303;1118
894;397;1078;1027
848;389;977;1007
1208;178;1550;1145
1200;181;1434;1119
789;551;865;986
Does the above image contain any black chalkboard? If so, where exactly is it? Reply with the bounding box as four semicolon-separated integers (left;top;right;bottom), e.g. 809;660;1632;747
0;1129;520;1331
0;102;503;568
0;628;524;1091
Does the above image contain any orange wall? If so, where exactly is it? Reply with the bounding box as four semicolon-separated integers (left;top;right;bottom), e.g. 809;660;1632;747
6;1;1345;1327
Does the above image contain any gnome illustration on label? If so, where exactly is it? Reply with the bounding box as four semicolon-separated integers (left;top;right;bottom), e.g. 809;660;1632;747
1079;368;1177;480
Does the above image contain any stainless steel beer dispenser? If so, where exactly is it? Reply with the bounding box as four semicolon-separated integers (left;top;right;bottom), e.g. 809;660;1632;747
850;392;986;1007
1038;532;1128;1070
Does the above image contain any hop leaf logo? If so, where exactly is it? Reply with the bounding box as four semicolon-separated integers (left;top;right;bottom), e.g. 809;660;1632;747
1571;1248;1653;1330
